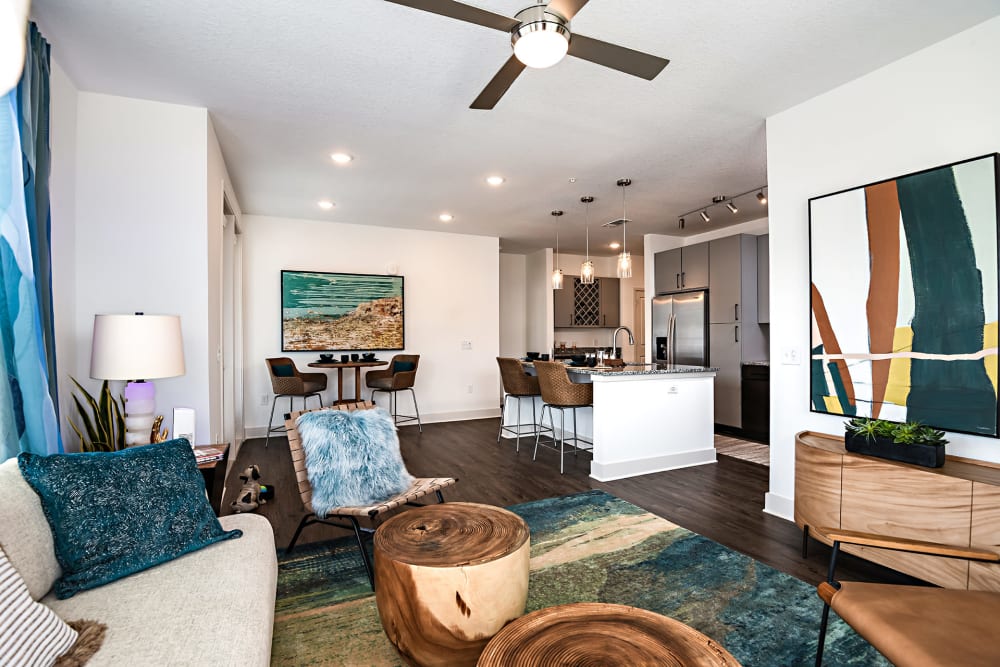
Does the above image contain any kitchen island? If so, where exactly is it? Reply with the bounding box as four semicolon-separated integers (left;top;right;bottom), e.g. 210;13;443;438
505;364;718;481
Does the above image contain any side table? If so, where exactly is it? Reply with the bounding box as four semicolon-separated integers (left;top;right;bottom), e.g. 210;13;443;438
194;444;230;516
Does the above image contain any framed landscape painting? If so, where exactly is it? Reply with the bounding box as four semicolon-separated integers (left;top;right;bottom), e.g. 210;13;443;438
809;153;1000;437
281;270;404;352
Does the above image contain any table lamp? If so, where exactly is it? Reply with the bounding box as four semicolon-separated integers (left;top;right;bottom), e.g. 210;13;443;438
90;313;186;446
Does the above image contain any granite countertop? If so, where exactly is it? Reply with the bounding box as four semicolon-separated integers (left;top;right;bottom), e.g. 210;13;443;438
742;360;771;367
566;364;718;376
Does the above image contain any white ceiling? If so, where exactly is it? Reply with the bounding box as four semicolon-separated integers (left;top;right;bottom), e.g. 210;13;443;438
32;0;1000;255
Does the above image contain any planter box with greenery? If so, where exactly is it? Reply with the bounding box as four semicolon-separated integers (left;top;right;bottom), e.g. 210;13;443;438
844;417;947;468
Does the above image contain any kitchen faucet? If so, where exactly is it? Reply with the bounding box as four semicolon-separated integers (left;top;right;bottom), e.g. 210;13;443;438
611;326;634;361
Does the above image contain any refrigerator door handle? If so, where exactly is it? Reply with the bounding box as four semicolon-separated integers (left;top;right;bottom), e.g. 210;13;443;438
669;313;677;365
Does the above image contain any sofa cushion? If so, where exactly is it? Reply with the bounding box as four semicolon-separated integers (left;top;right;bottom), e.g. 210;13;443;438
392;361;415;373
296;408;414;515
18;440;242;599
272;364;295;377
44;513;276;667
0;458;61;600
0;544;78;666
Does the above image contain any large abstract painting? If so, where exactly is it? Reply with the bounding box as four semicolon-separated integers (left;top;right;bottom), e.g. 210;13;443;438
809;154;1000;437
281;271;404;351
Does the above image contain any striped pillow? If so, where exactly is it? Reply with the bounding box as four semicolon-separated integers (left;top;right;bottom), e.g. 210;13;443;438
0;545;77;666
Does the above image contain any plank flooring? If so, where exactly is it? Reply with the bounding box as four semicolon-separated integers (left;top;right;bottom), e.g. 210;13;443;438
221;418;917;587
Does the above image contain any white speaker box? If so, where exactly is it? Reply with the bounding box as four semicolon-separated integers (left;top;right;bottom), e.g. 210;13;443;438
173;407;196;447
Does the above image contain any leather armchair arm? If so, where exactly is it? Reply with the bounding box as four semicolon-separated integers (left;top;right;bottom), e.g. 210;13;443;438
815;527;1000;562
299;372;327;383
366;368;393;382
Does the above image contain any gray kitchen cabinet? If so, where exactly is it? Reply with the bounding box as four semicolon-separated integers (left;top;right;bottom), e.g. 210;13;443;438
552;276;620;328
710;323;743;428
553;277;575;328
653;242;709;293
757;234;769;324
599;277;620;327
709;235;759;325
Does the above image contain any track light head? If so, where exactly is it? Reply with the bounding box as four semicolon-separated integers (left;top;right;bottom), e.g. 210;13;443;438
726;201;738;214
757;191;767;205
700;210;711;223
679;217;685;229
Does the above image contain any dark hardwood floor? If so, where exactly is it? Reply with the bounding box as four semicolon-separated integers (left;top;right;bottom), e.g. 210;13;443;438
220;418;917;587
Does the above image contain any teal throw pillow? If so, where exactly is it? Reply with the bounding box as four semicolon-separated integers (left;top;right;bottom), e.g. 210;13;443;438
272;364;295;377
392;361;415;373
296;408;414;516
18;439;241;599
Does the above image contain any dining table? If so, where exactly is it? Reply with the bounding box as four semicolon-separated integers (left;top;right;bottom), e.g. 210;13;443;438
307;360;389;405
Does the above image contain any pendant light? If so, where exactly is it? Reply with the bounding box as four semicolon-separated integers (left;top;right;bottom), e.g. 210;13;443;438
551;209;564;290
616;178;632;279
580;196;595;285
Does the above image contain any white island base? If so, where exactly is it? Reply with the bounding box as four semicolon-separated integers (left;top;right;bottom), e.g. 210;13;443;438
502;365;718;481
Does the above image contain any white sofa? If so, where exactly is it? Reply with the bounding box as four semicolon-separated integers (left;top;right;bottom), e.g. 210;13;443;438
0;458;277;666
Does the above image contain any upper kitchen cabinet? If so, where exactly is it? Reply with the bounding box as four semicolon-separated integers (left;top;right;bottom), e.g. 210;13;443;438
553;276;620;328
709;235;759;325
757;234;769;324
653;242;709;294
553;278;575;328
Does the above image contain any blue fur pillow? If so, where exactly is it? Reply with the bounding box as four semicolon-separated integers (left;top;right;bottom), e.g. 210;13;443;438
18;439;241;599
296;409;414;516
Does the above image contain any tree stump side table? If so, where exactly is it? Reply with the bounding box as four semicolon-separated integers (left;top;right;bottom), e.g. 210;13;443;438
373;502;530;667
477;602;742;667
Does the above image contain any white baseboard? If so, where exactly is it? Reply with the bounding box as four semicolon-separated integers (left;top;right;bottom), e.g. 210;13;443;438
243;407;501;439
763;492;794;521
590;448;717;482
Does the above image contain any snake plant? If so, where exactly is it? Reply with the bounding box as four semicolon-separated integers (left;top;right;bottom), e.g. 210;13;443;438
69;378;126;451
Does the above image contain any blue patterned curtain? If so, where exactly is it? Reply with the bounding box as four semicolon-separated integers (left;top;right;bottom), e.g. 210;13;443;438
0;23;61;460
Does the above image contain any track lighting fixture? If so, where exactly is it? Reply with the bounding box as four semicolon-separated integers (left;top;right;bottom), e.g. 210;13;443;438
676;184;767;228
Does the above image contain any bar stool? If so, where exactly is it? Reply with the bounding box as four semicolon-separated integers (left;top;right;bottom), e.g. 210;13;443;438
496;357;552;452
366;354;422;432
264;357;327;447
532;361;593;474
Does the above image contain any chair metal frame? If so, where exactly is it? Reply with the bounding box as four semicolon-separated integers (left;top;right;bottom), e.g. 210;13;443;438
533;404;593;474
498;393;553;452
370;386;422;432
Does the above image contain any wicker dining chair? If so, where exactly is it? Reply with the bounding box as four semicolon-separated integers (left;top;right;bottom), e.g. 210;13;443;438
532;360;594;474
496;357;551;452
283;402;457;589
366;354;422;431
265;357;327;447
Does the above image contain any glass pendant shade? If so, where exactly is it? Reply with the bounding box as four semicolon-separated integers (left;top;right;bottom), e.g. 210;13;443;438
617;250;632;279
580;260;595;284
552;268;564;290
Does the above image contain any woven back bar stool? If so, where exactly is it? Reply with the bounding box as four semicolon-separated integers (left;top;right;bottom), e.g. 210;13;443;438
265;357;327;447
532;361;593;474
366;354;422;432
496;357;552;452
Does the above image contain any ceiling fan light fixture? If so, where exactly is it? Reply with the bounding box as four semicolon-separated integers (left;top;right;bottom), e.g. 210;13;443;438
511;8;570;69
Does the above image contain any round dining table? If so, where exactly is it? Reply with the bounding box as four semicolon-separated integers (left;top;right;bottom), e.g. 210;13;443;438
307;360;388;405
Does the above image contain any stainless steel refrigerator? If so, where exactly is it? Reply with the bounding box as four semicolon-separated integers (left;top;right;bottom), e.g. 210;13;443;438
652;291;708;365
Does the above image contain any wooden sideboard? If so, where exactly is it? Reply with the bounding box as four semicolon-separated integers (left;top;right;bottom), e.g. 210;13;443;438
795;430;1000;590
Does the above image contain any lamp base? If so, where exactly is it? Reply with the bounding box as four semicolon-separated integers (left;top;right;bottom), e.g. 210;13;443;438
124;381;155;446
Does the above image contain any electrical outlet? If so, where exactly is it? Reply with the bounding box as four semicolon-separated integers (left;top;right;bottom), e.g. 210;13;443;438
461;340;472;350
466;385;473;394
260;393;269;406
668;385;679;394
782;347;801;365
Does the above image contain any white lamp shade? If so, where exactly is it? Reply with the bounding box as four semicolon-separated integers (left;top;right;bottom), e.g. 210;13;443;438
90;314;186;380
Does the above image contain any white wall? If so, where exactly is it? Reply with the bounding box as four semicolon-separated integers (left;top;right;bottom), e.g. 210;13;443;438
524;249;553;355
499;253;527;358
242;215;500;431
70;93;214;446
765;16;1000;519
47;59;77;448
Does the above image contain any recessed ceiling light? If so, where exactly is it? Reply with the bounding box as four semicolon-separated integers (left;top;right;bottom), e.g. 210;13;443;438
439;213;454;222
318;200;334;210
486;175;505;186
609;242;621;249
330;152;353;164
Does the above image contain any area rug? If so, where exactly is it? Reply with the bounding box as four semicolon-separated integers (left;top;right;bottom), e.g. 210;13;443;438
273;490;885;666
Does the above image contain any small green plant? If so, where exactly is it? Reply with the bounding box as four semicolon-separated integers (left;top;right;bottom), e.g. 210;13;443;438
69;378;126;452
845;417;947;446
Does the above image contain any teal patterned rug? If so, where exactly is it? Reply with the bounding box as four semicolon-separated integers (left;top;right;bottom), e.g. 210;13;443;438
273;490;886;666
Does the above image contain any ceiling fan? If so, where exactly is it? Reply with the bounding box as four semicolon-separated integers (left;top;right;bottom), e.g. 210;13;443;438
386;0;670;109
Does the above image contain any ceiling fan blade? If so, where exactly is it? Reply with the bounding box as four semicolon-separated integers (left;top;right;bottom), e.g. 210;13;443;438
470;55;526;109
547;0;590;20
568;33;669;80
385;0;519;32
